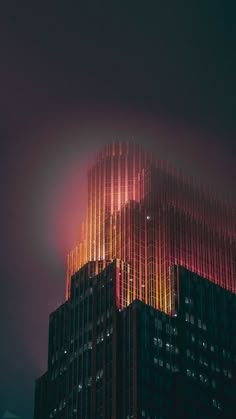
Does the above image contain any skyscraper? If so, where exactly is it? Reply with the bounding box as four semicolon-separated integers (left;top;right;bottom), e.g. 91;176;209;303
35;142;236;418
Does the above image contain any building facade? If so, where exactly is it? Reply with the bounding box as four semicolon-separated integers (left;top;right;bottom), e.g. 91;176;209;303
35;262;236;419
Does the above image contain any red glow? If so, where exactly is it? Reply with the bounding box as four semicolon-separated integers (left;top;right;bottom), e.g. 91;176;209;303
66;142;236;312
47;161;89;263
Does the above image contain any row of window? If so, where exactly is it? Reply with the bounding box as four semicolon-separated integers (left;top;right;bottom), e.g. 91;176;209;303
185;312;207;330
153;357;179;372
153;338;179;353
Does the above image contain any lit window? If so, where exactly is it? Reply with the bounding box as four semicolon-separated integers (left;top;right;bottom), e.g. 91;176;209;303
158;338;163;347
212;399;221;410
173;327;178;335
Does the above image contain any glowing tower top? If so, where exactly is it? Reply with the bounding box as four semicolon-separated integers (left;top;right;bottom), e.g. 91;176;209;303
66;142;236;313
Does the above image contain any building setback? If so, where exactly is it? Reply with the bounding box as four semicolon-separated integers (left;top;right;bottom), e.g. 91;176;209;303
34;261;236;419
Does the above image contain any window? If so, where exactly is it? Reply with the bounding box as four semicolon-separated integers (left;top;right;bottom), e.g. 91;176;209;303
158;338;163;347
173;327;178;336
157;320;162;330
191;334;195;343
212;399;221;410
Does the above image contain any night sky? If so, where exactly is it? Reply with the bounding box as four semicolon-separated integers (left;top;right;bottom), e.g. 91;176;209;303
0;3;236;418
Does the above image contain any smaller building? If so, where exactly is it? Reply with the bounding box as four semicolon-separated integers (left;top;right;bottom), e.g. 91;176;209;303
122;266;236;418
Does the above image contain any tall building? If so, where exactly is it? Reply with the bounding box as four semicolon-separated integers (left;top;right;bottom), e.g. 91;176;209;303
35;142;236;418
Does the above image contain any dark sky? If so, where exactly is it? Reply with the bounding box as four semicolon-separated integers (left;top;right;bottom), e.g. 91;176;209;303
0;2;235;418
